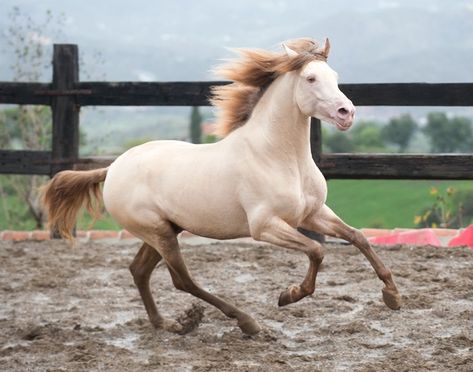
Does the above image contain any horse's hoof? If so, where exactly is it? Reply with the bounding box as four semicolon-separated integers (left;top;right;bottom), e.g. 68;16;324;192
278;284;300;307
238;316;261;335
382;287;402;310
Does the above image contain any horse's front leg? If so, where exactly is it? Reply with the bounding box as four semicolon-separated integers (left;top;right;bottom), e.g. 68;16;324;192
250;216;324;306
301;204;401;310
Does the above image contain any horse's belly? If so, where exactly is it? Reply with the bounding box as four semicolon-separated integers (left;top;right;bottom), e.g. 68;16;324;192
174;203;250;239
157;178;250;239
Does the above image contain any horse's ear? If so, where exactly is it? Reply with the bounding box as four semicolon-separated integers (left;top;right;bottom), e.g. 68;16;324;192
321;38;331;58
282;43;298;57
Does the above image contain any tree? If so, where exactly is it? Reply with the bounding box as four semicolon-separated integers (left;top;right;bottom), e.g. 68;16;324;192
190;106;202;144
423;112;473;153
352;121;384;152
449;116;473;152
382;114;417;152
0;7;65;229
325;132;355;153
0;7;96;229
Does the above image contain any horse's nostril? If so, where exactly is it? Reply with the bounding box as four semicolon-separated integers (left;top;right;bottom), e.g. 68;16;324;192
338;107;349;116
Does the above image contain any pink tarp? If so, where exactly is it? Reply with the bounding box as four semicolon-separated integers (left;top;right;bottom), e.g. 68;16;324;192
448;225;473;248
368;228;442;247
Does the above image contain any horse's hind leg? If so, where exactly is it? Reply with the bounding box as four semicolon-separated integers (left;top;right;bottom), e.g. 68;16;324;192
143;227;261;335
302;204;401;310
129;242;181;332
250;216;324;306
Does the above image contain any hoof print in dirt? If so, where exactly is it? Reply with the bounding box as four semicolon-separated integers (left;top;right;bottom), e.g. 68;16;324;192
21;326;43;341
176;303;205;335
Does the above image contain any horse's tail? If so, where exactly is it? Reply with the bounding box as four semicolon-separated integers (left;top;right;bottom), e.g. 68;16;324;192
42;168;108;240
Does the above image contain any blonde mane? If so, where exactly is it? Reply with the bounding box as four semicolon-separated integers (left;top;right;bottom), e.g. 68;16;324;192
211;38;329;137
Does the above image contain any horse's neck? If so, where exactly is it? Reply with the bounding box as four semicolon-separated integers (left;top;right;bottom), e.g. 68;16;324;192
242;73;312;162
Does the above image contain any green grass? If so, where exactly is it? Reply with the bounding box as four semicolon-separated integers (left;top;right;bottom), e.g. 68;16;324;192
327;179;473;228
0;175;122;230
0;193;38;230
0;192;121;231
76;211;121;230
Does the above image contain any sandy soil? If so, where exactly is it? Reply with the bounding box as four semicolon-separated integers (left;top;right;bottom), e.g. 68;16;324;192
0;238;472;371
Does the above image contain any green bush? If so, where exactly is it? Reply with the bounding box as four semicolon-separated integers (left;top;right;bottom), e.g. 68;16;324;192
414;187;472;228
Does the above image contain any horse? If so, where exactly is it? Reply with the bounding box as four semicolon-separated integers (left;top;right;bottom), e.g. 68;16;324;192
42;38;401;336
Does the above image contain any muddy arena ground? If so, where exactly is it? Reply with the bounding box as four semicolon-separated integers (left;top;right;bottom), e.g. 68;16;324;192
0;238;472;371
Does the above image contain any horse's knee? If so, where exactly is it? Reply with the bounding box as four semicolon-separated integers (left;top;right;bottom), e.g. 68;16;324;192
307;241;324;264
351;229;369;247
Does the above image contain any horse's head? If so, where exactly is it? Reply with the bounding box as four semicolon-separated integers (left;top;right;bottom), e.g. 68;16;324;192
284;39;355;131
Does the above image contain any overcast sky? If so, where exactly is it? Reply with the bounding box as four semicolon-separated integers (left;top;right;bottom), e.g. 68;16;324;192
1;0;473;82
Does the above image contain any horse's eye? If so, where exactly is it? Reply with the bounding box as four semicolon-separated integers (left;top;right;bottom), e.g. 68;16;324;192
306;76;316;83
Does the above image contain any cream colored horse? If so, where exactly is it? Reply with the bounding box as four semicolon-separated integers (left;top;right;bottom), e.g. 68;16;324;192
43;38;401;335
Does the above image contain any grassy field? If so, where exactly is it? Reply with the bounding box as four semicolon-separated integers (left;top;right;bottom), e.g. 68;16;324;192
326;179;473;228
0;178;472;231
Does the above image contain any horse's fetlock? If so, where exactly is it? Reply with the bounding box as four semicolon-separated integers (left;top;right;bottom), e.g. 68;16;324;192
351;229;363;243
301;283;315;295
378;268;393;282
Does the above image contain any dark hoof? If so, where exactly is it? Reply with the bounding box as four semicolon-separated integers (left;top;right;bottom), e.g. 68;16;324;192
237;316;261;335
278;285;300;307
382;287;402;310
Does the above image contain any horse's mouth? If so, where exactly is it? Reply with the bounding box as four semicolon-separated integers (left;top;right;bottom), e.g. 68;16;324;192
336;122;351;131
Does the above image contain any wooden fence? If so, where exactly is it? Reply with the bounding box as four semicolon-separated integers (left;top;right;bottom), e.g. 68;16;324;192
1;44;473;179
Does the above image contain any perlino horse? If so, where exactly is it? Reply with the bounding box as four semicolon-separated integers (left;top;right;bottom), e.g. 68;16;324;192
43;38;401;335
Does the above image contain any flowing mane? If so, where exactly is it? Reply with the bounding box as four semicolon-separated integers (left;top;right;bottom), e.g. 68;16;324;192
211;38;329;137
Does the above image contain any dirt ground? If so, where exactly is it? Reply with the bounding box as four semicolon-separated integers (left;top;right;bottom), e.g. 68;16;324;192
0;238;472;371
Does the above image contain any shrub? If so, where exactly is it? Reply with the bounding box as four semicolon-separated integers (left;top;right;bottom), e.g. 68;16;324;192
414;187;472;228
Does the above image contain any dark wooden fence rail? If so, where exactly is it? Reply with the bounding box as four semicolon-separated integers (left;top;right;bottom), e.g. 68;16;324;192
1;44;473;179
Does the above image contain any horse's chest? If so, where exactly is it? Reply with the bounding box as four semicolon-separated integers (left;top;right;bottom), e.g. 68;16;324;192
270;171;327;225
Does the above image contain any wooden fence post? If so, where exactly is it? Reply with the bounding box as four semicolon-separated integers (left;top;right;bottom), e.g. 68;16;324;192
50;44;80;238
310;117;322;163
305;117;325;243
51;44;80;176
